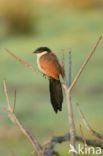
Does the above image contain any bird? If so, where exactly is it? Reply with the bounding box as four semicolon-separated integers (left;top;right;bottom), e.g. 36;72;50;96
33;47;64;113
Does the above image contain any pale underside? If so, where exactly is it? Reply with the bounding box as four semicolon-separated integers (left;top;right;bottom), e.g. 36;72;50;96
36;51;63;79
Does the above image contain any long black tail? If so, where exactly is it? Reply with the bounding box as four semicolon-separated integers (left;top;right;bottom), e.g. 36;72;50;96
49;77;63;113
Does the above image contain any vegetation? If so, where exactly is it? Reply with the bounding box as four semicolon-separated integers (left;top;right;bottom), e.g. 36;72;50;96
0;0;37;34
0;4;103;156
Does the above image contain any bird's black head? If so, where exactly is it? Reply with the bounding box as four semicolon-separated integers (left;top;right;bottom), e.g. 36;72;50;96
33;47;51;54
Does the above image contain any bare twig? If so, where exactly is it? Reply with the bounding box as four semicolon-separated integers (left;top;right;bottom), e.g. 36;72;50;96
3;36;103;156
44;133;103;155
63;51;76;156
69;36;102;92
62;36;102;156
61;49;65;69
13;89;16;112
61;49;66;83
3;80;11;111
77;103;103;141
79;124;86;146
3;80;43;156
79;124;89;156
4;48;35;72
68;49;72;87
67;51;76;156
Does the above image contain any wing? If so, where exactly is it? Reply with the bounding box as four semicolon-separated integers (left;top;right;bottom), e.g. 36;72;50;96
39;52;63;79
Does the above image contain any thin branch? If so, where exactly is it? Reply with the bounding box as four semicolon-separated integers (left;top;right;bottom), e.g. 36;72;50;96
3;80;43;156
62;36;102;156
69;35;102;92
66;51;76;156
61;49;66;83
3;80;11;111
79;124;86;146
4;48;35;72
68;50;76;156
68;49;72;87
44;133;103;155
79;124;90;155
77;103;103;141
13;89;16;112
61;49;65;69
63;51;76;156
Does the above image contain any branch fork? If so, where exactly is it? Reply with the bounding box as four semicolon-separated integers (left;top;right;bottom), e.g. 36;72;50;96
3;36;103;156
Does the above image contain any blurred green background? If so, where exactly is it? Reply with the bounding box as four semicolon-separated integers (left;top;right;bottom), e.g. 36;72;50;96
0;0;103;155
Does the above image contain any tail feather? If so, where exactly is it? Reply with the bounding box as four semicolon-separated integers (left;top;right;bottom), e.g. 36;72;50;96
49;77;63;113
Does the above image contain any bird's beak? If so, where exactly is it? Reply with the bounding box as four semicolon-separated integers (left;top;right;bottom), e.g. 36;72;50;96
32;50;37;54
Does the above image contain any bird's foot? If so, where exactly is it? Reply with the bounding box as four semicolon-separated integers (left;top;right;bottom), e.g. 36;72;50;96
43;74;47;79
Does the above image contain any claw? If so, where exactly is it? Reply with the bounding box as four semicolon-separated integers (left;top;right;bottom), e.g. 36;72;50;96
43;74;46;79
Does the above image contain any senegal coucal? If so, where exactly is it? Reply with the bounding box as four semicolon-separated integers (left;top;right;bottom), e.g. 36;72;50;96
33;47;64;113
